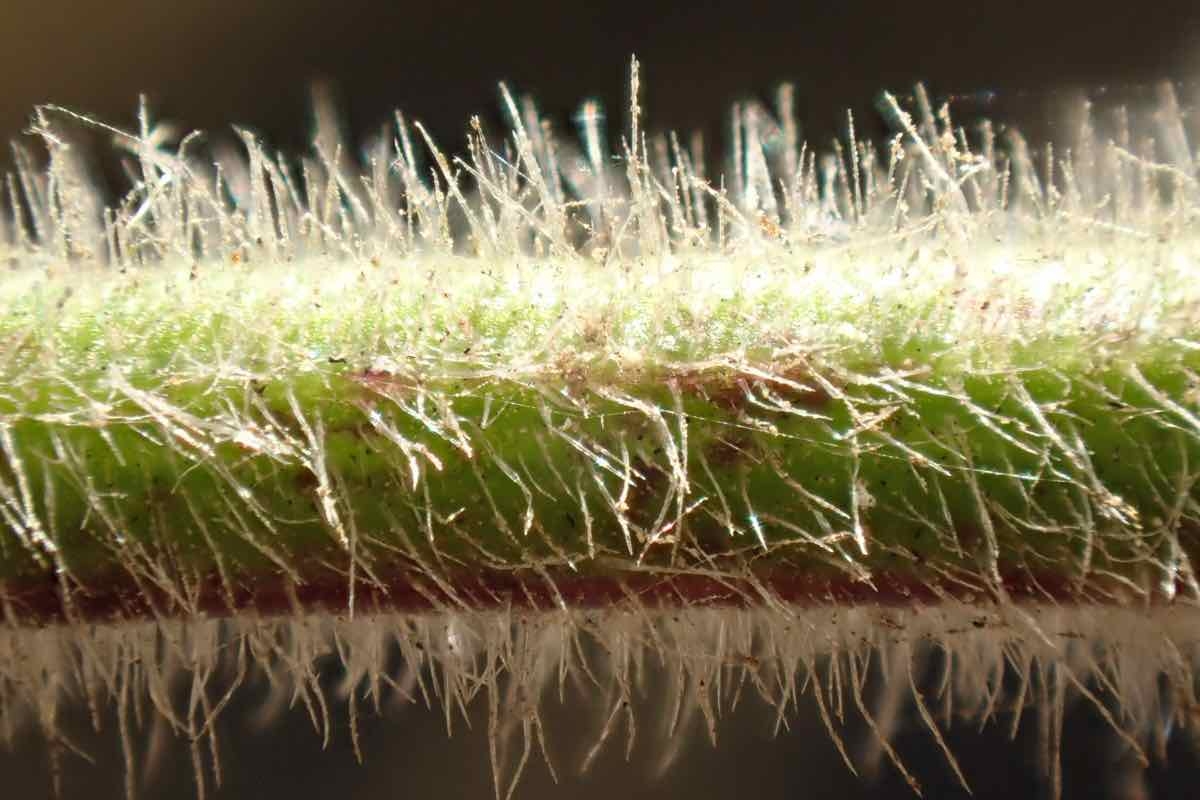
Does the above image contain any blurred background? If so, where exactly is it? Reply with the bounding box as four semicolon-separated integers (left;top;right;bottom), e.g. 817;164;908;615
4;0;1200;797
4;0;1200;188
3;637;1197;799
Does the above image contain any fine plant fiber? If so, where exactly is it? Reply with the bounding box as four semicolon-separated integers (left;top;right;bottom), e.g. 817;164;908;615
2;57;1200;797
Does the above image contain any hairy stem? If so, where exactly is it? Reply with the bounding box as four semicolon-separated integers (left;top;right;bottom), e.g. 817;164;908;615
2;63;1199;799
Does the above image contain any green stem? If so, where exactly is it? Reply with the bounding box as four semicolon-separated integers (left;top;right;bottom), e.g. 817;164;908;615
2;261;1197;619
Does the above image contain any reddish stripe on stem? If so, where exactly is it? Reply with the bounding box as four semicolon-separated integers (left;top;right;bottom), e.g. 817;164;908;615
0;562;1180;626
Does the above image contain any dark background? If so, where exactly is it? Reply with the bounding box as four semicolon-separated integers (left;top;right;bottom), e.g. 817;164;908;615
5;654;1196;800
5;0;1200;180
4;0;1200;797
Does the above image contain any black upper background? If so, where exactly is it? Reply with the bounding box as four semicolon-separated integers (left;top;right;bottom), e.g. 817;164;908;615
4;0;1200;180
4;1;1200;798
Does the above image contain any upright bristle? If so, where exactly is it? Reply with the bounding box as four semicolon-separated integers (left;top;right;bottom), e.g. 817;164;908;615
2;59;1200;798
